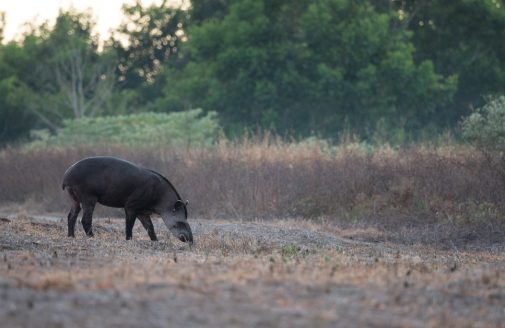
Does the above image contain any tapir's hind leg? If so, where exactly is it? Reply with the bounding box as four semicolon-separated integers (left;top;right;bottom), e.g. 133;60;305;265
67;201;81;237
81;198;97;237
138;215;157;241
65;187;81;238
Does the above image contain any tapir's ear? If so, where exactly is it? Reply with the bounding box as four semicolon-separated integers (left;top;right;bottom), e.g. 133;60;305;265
174;199;187;209
185;200;189;207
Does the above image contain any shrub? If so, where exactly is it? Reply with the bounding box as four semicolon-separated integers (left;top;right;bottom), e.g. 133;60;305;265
29;109;219;147
461;96;505;154
461;96;505;178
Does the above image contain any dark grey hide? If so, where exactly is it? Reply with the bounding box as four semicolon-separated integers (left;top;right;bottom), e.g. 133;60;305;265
62;156;192;243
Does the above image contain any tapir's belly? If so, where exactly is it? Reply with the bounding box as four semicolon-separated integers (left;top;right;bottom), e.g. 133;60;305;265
97;196;126;208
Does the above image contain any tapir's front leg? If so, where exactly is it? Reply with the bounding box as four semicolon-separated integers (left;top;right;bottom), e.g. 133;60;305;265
138;215;157;241
124;208;137;240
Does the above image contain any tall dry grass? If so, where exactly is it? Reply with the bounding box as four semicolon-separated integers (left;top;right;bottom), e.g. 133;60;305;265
0;139;504;232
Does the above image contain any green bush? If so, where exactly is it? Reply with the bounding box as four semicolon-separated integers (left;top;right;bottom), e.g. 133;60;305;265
461;96;505;155
29;109;219;147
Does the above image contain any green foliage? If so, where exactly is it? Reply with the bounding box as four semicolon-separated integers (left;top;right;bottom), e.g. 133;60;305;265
29;109;219;147
161;0;456;139
0;12;4;43
461;96;505;154
0;8;117;144
0;42;38;144
281;244;300;260
1;0;505;146
113;0;189;91
396;0;505;124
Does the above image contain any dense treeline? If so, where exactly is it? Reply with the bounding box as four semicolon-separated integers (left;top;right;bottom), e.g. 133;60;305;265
0;0;504;145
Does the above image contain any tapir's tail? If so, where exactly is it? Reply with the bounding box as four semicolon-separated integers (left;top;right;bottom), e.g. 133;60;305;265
62;175;69;190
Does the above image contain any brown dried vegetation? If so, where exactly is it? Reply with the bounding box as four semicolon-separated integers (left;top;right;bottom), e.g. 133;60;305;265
0;140;504;247
0;215;503;327
0;141;504;326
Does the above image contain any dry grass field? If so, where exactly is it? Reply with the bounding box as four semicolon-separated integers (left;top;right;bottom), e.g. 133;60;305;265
0;142;504;327
0;213;504;328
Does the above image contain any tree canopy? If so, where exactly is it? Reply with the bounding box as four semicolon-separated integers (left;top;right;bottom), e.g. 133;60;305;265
161;0;457;138
0;0;504;145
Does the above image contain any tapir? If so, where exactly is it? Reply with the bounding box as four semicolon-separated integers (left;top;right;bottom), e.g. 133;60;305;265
62;156;193;244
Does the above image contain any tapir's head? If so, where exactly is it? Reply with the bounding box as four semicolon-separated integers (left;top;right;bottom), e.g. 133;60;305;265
162;199;193;244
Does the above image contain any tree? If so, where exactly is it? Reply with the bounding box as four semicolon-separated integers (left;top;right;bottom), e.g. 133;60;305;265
190;0;230;24
0;59;37;144
0;12;5;43
113;0;189;91
49;14;115;120
19;9;116;132
389;0;505;125
157;0;456;139
0;31;42;143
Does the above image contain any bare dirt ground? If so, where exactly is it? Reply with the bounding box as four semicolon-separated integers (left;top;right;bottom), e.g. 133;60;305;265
0;213;504;328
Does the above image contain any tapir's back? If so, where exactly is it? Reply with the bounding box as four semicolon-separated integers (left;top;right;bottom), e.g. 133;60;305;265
63;156;157;208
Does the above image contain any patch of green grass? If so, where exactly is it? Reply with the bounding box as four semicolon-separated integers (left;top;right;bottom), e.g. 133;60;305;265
281;244;300;261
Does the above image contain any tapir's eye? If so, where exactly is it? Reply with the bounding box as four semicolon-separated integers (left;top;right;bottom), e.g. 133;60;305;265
172;207;176;213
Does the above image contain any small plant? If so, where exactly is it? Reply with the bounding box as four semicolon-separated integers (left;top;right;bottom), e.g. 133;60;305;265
281;244;300;260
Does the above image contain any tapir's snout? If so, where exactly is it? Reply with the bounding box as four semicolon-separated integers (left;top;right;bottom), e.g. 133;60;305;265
177;222;193;244
179;231;193;244
166;220;193;244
